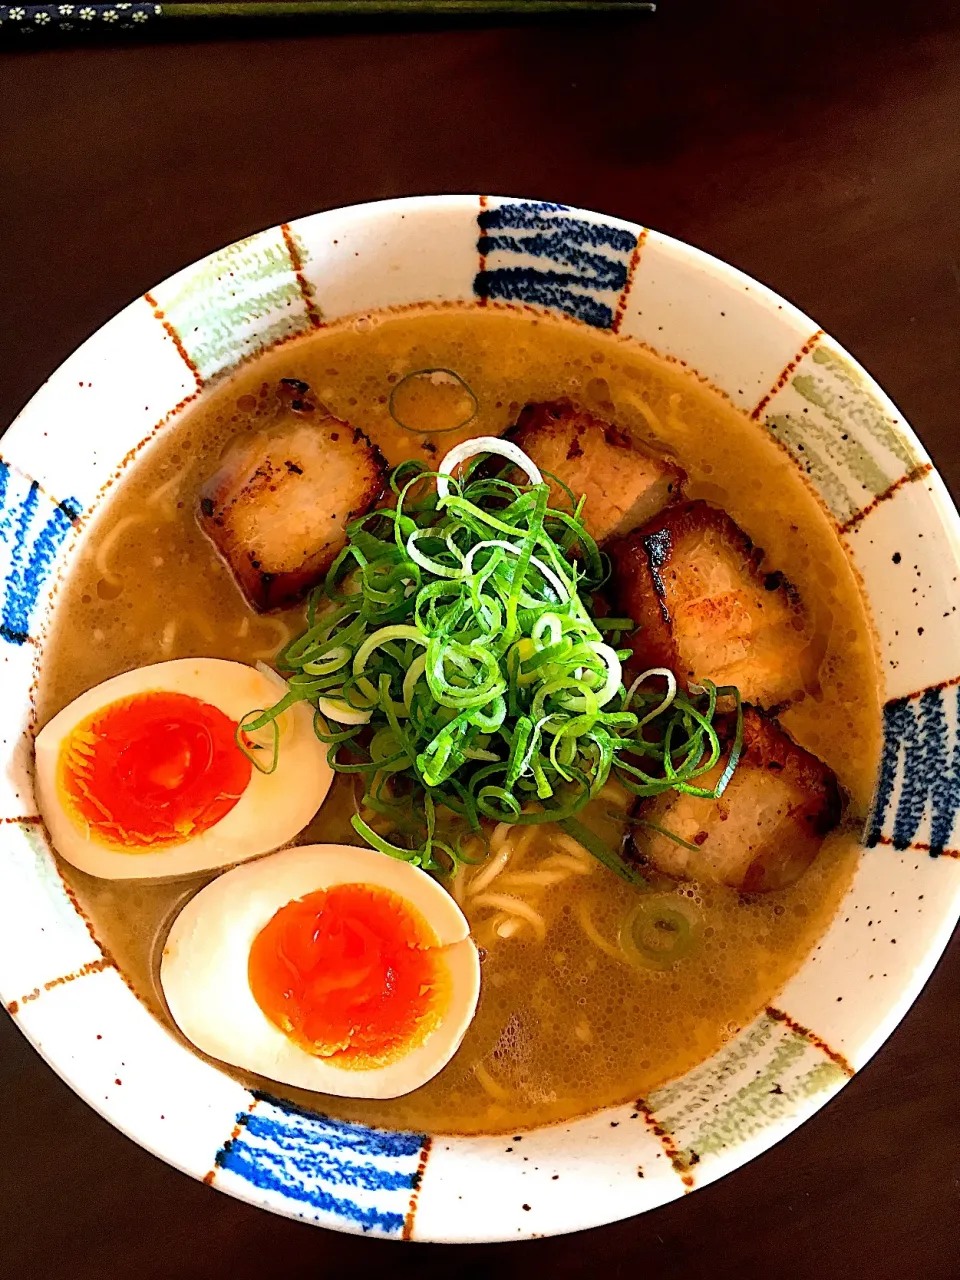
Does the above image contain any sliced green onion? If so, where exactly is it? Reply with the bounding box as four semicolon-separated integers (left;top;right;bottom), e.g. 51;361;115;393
619;896;699;970
629;817;702;853
248;433;742;878
315;696;372;725
435;436;542;501
235;710;280;775
388;368;479;435
558;816;646;888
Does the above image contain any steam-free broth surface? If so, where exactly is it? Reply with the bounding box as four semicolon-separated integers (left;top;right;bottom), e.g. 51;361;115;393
37;304;882;1134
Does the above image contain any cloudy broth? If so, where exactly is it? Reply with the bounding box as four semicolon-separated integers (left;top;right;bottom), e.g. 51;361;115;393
37;304;881;1134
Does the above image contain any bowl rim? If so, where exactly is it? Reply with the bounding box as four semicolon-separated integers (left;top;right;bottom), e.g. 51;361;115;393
3;192;960;1243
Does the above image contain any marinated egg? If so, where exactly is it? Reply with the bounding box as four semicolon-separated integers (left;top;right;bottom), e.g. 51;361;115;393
160;844;481;1098
34;658;331;879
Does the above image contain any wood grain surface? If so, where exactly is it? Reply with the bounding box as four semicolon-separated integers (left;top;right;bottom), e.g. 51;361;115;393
1;1;959;1275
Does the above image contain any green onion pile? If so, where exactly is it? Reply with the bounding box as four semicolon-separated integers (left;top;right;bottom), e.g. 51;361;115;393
243;437;742;882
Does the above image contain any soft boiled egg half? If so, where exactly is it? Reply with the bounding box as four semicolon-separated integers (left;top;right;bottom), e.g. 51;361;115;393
34;658;332;880
160;844;481;1098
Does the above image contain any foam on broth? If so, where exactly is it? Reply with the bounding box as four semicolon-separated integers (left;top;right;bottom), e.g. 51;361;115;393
37;303;882;1134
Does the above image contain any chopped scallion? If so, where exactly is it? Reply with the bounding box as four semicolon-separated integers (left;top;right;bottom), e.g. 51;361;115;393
250;435;741;877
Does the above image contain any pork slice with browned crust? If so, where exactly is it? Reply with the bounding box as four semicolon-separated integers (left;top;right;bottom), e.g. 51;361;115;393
630;706;841;893
610;500;809;709
507;400;684;543
198;386;386;611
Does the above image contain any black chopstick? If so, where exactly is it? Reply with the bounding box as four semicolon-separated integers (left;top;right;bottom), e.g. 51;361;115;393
168;0;654;11
0;0;656;41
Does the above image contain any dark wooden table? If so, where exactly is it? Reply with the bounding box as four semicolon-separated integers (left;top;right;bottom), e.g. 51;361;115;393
3;1;960;1275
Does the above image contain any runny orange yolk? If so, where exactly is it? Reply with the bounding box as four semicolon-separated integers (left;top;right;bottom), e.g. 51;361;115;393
248;884;451;1069
58;691;252;850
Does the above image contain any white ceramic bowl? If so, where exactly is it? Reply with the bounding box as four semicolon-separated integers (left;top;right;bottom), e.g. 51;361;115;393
3;196;959;1242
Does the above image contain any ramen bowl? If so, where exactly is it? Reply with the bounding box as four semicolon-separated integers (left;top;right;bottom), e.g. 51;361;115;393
2;196;959;1242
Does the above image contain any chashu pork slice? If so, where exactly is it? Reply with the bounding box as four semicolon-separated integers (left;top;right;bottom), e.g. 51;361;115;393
631;706;841;894
199;396;386;611
507;399;684;543
611;500;809;709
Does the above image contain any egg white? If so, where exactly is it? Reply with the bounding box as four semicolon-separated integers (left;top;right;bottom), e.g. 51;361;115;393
160;843;481;1099
34;658;332;880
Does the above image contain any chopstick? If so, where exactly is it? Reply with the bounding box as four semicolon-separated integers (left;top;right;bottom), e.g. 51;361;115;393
1;0;656;41
167;0;655;10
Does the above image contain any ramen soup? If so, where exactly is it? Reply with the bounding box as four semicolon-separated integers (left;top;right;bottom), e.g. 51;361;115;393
35;304;882;1134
